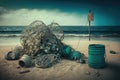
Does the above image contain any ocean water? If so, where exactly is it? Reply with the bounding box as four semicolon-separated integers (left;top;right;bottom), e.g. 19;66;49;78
0;26;120;42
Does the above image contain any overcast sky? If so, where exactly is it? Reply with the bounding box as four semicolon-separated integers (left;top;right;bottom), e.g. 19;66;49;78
0;0;120;26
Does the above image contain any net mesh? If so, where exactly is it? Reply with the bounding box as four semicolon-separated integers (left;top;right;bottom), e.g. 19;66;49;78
20;20;64;68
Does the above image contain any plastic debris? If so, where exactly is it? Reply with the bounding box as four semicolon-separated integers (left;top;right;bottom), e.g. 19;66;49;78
78;58;86;64
62;45;71;58
110;50;117;54
70;51;81;60
85;71;91;75
19;54;32;67
5;46;23;60
5;51;13;60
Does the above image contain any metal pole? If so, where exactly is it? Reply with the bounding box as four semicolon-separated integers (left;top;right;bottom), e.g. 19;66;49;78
88;21;91;41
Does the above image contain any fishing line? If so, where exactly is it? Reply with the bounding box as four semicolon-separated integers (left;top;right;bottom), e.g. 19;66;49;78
76;20;89;50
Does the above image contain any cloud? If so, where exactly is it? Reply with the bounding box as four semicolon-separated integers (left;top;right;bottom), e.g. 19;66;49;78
0;7;8;14
0;8;88;26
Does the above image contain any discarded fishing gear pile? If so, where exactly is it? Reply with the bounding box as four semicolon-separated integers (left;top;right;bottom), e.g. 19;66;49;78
20;20;64;68
5;20;85;68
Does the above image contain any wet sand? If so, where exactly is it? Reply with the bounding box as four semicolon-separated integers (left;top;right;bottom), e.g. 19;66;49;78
0;39;120;80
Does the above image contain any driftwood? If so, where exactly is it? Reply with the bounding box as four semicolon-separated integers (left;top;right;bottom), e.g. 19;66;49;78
19;70;30;74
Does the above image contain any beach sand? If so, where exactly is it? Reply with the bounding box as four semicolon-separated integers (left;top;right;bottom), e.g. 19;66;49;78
0;39;120;80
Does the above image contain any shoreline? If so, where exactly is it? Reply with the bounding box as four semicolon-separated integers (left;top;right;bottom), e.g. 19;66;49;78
0;37;120;56
0;34;120;38
0;36;120;45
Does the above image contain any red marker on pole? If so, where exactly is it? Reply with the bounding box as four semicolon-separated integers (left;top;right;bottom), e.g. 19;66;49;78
88;10;94;41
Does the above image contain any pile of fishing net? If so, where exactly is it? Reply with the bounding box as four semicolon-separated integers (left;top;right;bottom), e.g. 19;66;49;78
5;20;85;68
20;20;64;68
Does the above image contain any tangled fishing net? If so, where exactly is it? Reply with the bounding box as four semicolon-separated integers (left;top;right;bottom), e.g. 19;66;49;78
20;20;64;68
35;54;61;68
48;22;64;40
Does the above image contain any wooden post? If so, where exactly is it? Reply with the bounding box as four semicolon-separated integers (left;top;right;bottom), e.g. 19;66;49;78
88;21;91;41
88;10;94;41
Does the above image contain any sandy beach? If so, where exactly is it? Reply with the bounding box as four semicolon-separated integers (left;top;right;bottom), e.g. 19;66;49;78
0;0;120;79
0;38;120;80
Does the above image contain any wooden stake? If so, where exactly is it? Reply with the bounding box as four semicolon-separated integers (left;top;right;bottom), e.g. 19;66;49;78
88;21;91;41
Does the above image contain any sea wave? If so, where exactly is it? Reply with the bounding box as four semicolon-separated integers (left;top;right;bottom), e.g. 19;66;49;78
0;34;21;37
0;33;119;38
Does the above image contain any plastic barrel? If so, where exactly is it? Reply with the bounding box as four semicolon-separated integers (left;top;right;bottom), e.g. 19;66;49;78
70;51;81;60
88;44;106;68
62;45;71;58
19;54;32;67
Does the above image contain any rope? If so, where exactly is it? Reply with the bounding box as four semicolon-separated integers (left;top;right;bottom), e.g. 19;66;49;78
76;20;89;49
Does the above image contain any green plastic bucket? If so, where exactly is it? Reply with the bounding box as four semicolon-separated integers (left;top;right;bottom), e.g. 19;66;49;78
88;44;106;68
70;51;81;60
19;54;32;67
